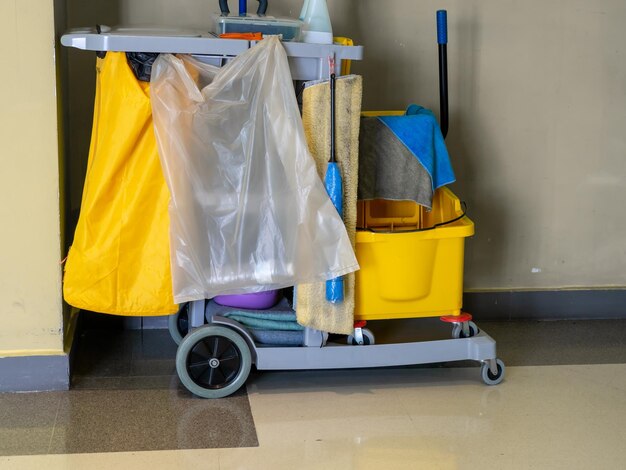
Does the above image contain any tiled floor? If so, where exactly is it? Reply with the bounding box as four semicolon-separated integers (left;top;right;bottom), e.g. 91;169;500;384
1;318;626;469
0;326;258;457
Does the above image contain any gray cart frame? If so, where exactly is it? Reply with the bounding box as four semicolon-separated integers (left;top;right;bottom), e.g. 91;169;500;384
61;26;363;79
62;27;503;398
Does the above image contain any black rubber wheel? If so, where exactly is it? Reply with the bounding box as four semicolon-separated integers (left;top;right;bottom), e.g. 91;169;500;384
347;328;375;345
168;303;190;345
176;325;252;398
452;321;479;339
481;359;505;385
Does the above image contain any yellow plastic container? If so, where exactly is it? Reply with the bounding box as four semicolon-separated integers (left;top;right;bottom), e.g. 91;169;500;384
354;187;474;321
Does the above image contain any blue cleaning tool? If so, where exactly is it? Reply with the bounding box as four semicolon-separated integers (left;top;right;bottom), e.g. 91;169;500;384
325;56;344;303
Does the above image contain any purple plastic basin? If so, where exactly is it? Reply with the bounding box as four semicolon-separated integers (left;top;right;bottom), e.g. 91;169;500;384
213;290;280;310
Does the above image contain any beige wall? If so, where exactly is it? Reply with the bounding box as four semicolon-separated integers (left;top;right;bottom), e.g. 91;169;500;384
0;0;64;355
64;0;626;291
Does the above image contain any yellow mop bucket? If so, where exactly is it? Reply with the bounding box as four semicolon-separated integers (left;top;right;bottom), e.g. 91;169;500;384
354;187;474;321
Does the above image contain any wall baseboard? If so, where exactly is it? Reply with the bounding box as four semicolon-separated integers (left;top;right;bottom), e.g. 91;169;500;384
464;289;626;321
0;354;69;392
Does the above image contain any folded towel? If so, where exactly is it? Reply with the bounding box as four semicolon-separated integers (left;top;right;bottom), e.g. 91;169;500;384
358;105;455;209
205;298;302;331
222;314;303;331
248;329;304;346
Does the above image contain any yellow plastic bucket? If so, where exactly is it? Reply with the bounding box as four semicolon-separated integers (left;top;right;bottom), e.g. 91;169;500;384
354;187;474;320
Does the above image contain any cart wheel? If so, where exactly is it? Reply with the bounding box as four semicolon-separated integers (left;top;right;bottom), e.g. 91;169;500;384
481;358;505;386
452;321;479;339
169;303;190;345
176;325;252;399
347;328;375;346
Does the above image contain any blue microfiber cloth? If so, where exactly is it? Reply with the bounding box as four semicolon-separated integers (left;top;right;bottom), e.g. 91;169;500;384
205;298;304;346
205;298;303;331
378;105;456;191
248;329;304;346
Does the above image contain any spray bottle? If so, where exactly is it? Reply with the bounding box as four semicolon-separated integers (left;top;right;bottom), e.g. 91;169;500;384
300;0;333;44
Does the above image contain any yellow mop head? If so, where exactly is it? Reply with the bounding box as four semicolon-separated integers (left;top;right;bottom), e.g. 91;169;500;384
296;74;363;335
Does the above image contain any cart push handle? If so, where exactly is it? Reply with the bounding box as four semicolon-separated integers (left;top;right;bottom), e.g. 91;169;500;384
437;10;447;44
436;10;449;139
219;0;268;16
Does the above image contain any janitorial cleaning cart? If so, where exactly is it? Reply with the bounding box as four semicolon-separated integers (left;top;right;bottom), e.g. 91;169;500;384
62;5;504;399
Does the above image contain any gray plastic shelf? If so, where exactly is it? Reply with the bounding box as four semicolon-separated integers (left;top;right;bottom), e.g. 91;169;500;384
61;26;364;80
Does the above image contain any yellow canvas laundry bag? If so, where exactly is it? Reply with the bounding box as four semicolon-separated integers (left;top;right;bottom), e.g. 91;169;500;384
63;52;177;315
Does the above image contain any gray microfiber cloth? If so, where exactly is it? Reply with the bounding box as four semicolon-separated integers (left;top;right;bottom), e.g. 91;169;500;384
358;116;434;209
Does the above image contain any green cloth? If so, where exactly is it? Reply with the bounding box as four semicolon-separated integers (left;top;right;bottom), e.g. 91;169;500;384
223;313;303;331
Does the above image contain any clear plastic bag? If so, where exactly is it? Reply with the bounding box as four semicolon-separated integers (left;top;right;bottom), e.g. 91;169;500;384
151;36;359;304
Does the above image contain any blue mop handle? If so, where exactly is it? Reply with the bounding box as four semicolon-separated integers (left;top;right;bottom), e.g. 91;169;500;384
325;162;344;303
325;164;343;218
325;69;344;304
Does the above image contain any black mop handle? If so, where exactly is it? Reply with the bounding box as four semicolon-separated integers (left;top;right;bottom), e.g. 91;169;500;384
437;10;449;140
330;72;336;163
